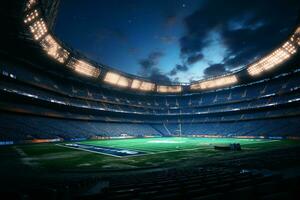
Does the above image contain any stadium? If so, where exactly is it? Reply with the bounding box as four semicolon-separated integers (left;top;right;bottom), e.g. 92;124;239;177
1;0;300;199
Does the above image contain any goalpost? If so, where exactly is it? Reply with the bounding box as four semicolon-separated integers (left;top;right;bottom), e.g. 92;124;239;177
179;123;182;137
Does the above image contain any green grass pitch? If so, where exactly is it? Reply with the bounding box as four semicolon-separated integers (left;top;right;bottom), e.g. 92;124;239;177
4;137;299;172
78;137;274;155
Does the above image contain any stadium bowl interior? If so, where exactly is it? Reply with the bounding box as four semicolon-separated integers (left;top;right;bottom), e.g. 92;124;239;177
1;0;300;199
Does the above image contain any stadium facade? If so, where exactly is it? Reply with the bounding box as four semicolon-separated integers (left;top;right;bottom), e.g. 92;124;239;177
0;0;300;143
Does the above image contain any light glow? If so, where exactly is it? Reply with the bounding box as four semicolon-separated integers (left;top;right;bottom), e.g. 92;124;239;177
248;49;290;76
29;18;48;40
67;58;100;78
295;26;300;34
24;9;39;24
25;0;37;11
139;81;155;91
131;79;142;89
117;76;131;87
190;75;237;90
40;34;69;63
131;79;155;91
104;72;131;87
282;41;297;54
294;32;300;46
248;40;297;76
104;72;120;84
157;85;182;93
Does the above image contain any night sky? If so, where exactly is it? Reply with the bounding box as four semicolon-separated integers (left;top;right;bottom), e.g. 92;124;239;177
55;0;300;83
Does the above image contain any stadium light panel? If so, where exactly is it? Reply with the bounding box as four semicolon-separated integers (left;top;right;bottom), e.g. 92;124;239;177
40;34;70;63
247;40;297;76
104;72;120;84
290;28;300;46
117;76;130;87
139;81;155;91
131;79;155;91
104;72;131;87
157;85;182;93
29;18;48;40
282;41;297;54
295;26;300;34
25;0;37;11
67;58;100;78
24;9;39;24
131;79;142;89
190;75;238;90
295;34;300;46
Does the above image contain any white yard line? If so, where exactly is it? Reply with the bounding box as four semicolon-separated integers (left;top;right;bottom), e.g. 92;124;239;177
56;144;124;158
56;144;209;158
13;146;27;157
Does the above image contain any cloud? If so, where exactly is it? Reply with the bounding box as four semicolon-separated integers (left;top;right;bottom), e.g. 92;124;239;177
204;64;228;77
169;64;188;76
148;68;172;83
168;53;203;78
139;51;164;72
187;53;204;65
175;64;188;71
179;0;300;75
138;51;171;83
180;34;206;56
139;59;155;71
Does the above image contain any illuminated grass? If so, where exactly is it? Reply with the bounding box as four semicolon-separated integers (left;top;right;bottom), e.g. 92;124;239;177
79;137;275;154
8;137;299;171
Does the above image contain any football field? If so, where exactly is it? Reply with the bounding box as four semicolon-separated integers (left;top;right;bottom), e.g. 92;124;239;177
62;137;276;157
2;137;299;172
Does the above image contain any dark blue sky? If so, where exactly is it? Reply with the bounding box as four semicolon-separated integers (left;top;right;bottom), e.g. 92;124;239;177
55;0;300;83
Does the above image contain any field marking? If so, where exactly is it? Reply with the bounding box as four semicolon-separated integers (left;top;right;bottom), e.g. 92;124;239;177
56;144;124;158
79;142;206;153
78;142;170;153
59;143;212;158
13;146;27;157
81;140;276;155
57;139;278;158
56;144;149;158
13;147;41;167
